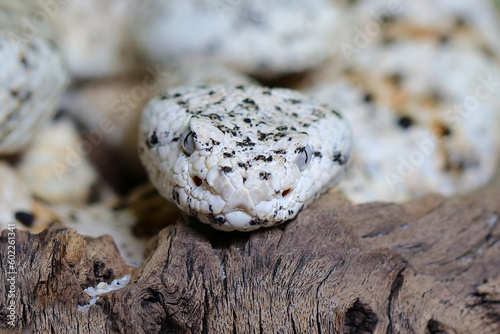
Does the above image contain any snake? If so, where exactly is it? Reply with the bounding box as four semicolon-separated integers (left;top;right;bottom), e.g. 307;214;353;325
139;85;352;231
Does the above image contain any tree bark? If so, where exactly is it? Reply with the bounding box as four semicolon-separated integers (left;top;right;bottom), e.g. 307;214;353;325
1;183;500;333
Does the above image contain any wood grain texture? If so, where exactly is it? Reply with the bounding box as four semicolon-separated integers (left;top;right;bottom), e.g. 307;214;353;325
0;225;132;333
1;183;500;333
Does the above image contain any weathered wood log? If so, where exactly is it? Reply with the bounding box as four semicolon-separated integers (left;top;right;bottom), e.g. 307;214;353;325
1;182;500;333
0;225;132;333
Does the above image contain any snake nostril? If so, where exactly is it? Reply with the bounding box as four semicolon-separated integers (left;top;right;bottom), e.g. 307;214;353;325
282;189;291;197
192;176;203;187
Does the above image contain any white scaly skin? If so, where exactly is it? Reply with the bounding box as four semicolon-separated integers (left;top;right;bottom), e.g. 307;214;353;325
0;26;68;154
134;0;343;76
139;85;352;231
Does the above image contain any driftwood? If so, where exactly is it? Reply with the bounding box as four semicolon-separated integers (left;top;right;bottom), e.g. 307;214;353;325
1;181;500;333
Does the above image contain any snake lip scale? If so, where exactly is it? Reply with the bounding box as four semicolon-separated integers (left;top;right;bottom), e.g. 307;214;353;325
140;85;352;231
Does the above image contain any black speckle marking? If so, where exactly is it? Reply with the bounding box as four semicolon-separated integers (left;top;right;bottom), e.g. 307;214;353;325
435;123;452;137
216;124;230;133
211;139;220;145
441;126;451;137
208;113;221;121
223;152;233;158
208;90;215;95
363;92;373;103
208;214;227;226
259;172;271;180
274;149;286;154
276;126;288;131
254;155;273;162
331;110;342;119
237;162;250;170
333;151;346;165
221;166;233;174
286;99;301;104
150;132;158;145
173;93;182;98
235;85;245;90
249;218;267;226
15;211;34;227
313;151;322;158
312;109;326;118
275;106;282;112
172;189;180;204
273;133;287;140
295;147;306;154
288;210;294;216
243;118;252;124
242;98;257;106
292;113;299;118
397;116;413;129
172;137;180;142
177;100;187;106
262;90;271;95
236;137;255;147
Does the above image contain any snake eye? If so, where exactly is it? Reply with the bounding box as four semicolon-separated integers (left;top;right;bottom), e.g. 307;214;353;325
296;145;312;170
180;128;195;155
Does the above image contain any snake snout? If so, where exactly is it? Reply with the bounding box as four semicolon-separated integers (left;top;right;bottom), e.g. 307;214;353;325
223;187;256;214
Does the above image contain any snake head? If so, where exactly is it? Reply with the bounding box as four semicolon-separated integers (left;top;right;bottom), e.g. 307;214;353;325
139;85;352;231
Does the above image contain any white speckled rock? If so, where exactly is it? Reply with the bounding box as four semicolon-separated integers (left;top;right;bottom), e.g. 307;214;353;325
139;85;352;231
49;0;140;78
0;30;68;154
134;0;344;76
307;40;500;203
19;120;98;205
